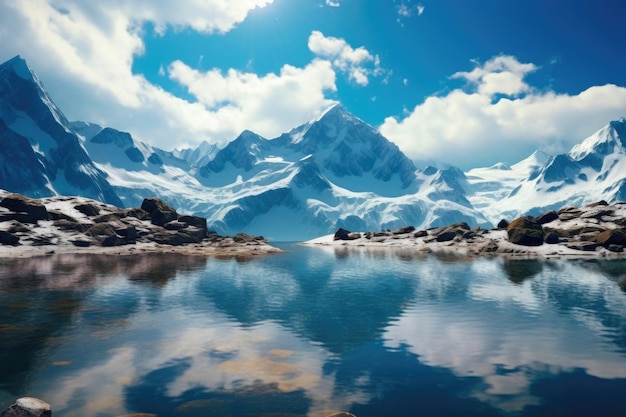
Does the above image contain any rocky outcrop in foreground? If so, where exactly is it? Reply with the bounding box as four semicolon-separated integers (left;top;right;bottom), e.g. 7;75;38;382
307;201;626;258
0;192;281;258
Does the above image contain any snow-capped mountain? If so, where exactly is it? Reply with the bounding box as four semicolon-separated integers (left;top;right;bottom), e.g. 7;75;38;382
173;141;220;168
0;56;122;205
4;55;626;241
466;119;626;223
190;104;490;240
70;121;204;209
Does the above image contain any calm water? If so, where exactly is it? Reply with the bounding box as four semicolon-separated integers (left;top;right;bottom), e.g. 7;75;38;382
1;244;626;417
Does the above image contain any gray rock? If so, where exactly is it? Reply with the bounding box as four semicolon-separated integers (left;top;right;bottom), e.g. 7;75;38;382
151;227;206;245
178;215;208;231
140;198;178;226
0;194;49;223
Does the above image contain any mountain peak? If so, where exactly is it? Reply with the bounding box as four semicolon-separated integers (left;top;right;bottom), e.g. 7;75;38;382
0;55;35;81
568;118;626;164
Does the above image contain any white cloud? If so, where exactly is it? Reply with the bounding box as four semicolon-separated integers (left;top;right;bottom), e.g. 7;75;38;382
0;0;341;151
325;0;341;6
167;59;337;140
308;30;385;86
380;55;626;169
397;2;425;19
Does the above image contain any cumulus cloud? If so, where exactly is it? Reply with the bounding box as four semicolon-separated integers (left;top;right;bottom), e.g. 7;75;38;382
167;59;337;140
325;0;341;6
0;0;341;150
308;30;385;86
379;55;626;169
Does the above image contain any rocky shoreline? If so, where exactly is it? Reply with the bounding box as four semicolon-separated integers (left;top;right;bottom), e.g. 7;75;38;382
304;201;626;259
0;192;282;259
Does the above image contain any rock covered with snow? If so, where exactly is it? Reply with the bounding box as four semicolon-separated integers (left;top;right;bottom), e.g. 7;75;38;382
0;192;280;258
0;397;51;417
305;201;626;259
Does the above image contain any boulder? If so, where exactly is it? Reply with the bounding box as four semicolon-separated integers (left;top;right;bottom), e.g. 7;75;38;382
164;221;188;231
85;223;118;238
151;227;206;246
233;233;256;243
596;229;626;247
116;226;138;242
585;200;608;207
74;203;101;217
47;211;77;222
392;226;415;235
536;211;559;225
506;216;544;246
496;219;509;229
102;235;127;247
432;222;470;242
0;194;49;223
141;198;178;226
413;230;428;238
544;232;560;244
557;207;582;221
0;231;20;246
436;231;458;242
123;208;150;220
334;228;360;241
0;397;51;417
178;215;208;231
71;239;92;247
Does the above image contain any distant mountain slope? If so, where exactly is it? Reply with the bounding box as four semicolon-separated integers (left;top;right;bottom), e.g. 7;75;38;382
71;121;208;210
0;56;122;206
466;119;626;223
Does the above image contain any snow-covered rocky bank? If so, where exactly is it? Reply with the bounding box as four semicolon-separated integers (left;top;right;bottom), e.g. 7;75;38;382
0;191;282;259
303;201;626;259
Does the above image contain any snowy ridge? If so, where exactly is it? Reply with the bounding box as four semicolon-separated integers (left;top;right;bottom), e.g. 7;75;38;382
2;55;626;241
467;119;626;223
0;55;122;206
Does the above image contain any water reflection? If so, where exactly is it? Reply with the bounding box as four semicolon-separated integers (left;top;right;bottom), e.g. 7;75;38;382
0;247;625;416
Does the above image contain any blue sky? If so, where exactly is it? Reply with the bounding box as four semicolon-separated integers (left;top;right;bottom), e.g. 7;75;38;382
2;0;626;169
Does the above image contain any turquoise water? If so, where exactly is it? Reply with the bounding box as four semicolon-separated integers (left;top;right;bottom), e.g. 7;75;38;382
1;244;626;416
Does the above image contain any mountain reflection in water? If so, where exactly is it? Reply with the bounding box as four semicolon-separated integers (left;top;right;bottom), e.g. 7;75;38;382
0;246;625;417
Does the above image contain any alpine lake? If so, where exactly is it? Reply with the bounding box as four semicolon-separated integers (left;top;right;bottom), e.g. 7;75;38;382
1;243;625;417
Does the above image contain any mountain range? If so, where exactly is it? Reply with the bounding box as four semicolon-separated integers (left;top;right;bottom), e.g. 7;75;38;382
1;55;626;241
